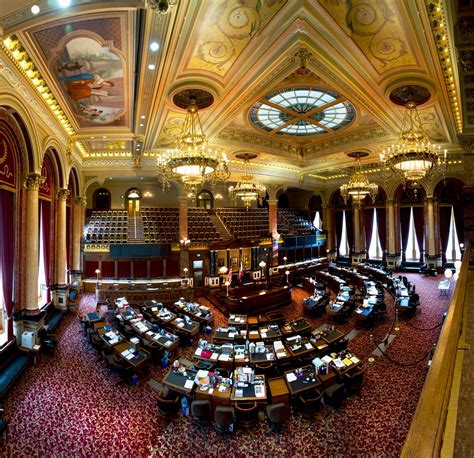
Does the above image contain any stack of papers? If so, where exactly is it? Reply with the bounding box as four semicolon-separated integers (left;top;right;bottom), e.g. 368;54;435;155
286;372;297;383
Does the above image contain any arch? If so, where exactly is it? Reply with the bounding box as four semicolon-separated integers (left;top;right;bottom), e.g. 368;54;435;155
0;93;41;173
42;147;65;190
196;189;214;209
93;188;111;210
277;191;289;208
394;183;426;205
67;166;80;198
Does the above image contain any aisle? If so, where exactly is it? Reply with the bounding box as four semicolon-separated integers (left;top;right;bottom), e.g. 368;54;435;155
0;274;451;457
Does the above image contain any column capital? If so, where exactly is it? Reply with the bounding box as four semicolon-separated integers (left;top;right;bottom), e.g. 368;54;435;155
74;196;87;206
24;173;45;191
57;188;70;201
178;195;189;205
268;199;278;206
386;198;394;204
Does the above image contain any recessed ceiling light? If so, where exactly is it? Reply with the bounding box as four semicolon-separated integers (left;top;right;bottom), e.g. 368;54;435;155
140;177;144;180
58;0;71;7
90;136;95;139
139;123;144;127
150;42;159;52
148;64;155;70
31;5;40;14
108;176;112;180
140;115;146;119
102;136;107;139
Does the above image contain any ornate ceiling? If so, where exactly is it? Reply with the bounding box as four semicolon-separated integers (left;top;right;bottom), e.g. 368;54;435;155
0;0;464;187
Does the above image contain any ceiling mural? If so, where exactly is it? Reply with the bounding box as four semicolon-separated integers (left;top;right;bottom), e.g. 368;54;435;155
29;14;130;128
318;0;417;72
187;0;286;76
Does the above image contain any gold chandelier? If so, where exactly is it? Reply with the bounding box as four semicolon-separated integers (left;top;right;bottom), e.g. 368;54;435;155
340;152;378;204
380;100;447;189
229;153;266;209
157;96;230;192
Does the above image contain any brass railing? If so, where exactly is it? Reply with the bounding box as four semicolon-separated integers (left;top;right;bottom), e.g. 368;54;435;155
401;243;471;457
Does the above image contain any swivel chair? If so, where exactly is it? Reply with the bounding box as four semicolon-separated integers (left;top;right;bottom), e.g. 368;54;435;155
266;403;290;443
214;406;236;448
190;400;212;438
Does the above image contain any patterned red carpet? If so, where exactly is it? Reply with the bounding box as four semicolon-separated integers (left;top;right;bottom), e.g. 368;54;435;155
0;273;453;457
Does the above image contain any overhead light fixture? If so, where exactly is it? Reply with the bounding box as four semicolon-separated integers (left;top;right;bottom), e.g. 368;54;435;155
340;152;378;205
31;5;40;14
229;153;266;209
148;64;155;70
380;88;447;193
157;95;229;192
150;42;160;51
149;0;178;14
58;0;71;7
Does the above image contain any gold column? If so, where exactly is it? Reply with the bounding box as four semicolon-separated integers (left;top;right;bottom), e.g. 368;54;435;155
24;173;45;312
178;195;188;240
323;204;334;255
55;188;70;285
426;197;435;256
353;203;361;255
268;199;278;236
71;197;86;271
387;199;396;255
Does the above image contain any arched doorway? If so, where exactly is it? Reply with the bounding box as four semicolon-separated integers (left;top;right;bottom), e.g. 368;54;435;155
197;189;213;209
125;188;141;212
93;188;111;210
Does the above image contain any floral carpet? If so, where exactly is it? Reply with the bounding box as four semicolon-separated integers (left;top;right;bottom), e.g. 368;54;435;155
0;274;453;457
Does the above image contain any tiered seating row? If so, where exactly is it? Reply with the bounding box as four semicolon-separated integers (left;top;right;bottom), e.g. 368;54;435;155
278;209;316;236
188;208;221;242
86;210;128;243
142;207;179;243
215;208;270;239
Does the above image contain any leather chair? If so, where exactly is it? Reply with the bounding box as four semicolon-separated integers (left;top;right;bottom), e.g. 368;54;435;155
266;403;290;443
343;367;366;396
324;383;347;410
156;389;181;420
190;400;212;438
214;406;236;448
235;401;258;436
296;389;324;420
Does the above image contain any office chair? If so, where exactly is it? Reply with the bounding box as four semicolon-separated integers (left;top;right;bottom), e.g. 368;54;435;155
190;400;212;438
296;389;324;421
324;383;347;410
266;403;290;443
214;406;236;448
156;389;181;420
235;401;258;436
343;367;366;397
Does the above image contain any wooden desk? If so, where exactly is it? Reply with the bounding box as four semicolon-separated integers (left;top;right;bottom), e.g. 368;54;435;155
195;383;232;411
99;328;126;347
85;311;102;323
249;346;275;364
114;341;151;368
259;325;282;341
284;366;321;396
268;376;290;408
162;369;196;395
285;337;315;358
228;314;247;327
92;320;108;331
231;374;267;402
321;328;345;345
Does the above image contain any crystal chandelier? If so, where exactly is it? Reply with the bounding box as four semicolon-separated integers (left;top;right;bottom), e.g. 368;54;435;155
229;153;266;209
157;96;230;192
380;100;447;189
340;152;378;204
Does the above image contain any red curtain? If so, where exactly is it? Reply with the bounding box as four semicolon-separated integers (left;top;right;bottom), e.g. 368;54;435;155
376;208;386;253
413;206;424;261
0;190;15;339
150;259;163;277
40;200;51;302
400;207;411;261
118;261;131;279
134;260;147;278
166;257;180;277
84;260;99;278
439;206;451;263
364;208;373;254
101;261;115;278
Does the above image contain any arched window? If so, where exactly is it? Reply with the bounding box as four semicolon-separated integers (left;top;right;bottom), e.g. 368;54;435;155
406;207;421;262
313;211;322;230
446;206;462;262
197;189;213;209
339;210;349;257
368;208;383;259
93;188;111;210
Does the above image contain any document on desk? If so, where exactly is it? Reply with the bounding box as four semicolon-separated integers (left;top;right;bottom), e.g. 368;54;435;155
126;353;135;360
109;338;118;345
164;340;172;347
286;372;297;383
305;343;313;350
235;389;243;398
255;385;265;397
184;380;194;390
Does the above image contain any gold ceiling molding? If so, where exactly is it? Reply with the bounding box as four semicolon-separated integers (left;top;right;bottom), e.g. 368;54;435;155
2;35;75;136
424;0;462;133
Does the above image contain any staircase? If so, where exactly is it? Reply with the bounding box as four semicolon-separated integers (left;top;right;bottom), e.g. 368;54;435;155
208;211;232;241
127;211;144;243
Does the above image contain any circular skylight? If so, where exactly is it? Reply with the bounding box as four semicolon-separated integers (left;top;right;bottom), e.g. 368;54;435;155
249;87;356;136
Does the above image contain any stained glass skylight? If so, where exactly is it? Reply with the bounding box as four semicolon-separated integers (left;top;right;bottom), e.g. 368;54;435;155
249;87;356;136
